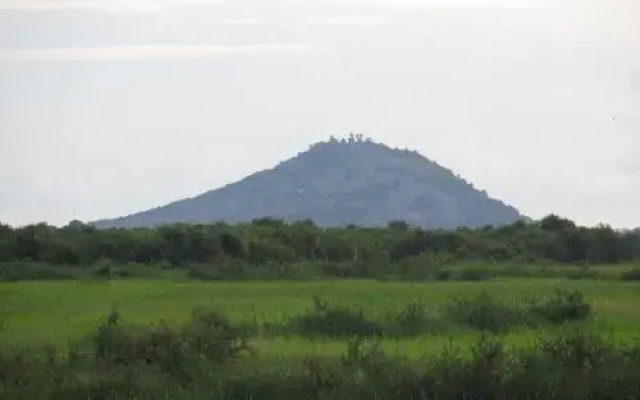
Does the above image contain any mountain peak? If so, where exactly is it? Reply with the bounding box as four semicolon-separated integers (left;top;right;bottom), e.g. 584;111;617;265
92;137;525;229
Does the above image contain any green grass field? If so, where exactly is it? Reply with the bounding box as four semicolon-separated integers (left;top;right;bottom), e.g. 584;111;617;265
2;278;640;358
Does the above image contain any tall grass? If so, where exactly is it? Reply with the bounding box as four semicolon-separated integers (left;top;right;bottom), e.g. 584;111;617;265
2;279;638;348
1;310;640;400
1;278;639;398
260;288;592;338
280;297;384;338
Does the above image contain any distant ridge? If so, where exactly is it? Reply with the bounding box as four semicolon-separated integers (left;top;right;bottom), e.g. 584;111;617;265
92;136;526;229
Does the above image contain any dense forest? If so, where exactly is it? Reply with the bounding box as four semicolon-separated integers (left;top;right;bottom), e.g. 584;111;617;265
1;215;638;270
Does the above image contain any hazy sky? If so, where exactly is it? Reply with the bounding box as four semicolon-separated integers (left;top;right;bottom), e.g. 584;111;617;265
1;0;639;228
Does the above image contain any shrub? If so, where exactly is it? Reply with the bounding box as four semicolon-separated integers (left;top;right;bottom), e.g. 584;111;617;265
391;251;457;281
388;301;439;337
187;260;255;281
3;315;640;399
538;330;612;369
433;268;452;281
444;292;523;333
565;266;598;280
181;307;250;363
454;265;493;281
92;307;249;381
620;268;640;281
497;264;532;278
286;298;383;338
186;264;225;281
460;334;511;398
92;264;112;279
0;262;77;282
527;288;591;324
318;262;356;278
92;309;129;365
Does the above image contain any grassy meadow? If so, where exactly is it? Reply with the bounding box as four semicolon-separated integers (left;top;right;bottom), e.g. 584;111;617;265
3;265;640;398
2;274;640;356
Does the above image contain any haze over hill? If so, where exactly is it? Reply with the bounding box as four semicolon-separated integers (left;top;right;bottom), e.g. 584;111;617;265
92;137;525;229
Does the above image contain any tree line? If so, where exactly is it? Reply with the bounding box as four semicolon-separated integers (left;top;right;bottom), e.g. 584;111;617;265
0;214;638;267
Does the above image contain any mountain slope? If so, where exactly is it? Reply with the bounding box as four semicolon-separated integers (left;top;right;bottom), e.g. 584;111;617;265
92;138;526;229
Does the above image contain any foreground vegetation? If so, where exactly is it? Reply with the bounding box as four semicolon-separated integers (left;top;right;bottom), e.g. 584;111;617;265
2;299;640;399
2;278;640;398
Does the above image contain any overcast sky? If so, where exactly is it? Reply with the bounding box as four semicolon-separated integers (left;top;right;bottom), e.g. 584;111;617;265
1;0;639;228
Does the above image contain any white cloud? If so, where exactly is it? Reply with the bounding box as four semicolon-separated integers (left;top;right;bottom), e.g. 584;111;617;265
224;18;259;25
281;0;555;7
316;14;393;27
0;0;554;12
377;0;553;6
0;0;225;13
0;44;316;61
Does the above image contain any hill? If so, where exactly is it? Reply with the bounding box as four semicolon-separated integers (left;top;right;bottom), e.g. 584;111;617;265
92;136;526;229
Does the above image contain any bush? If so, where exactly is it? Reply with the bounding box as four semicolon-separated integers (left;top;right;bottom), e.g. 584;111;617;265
620;268;640;281
91;261;175;280
431;266;452;281
527;288;591;324
91;261;113;279
0;262;78;282
285;298;383;338
2;313;640;399
182;307;251;362
498;264;534;278
388;301;439;337
187;260;257;281
187;264;226;281
444;292;523;333
454;265;493;281
92;308;249;382
565;266;599;280
318;262;356;278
